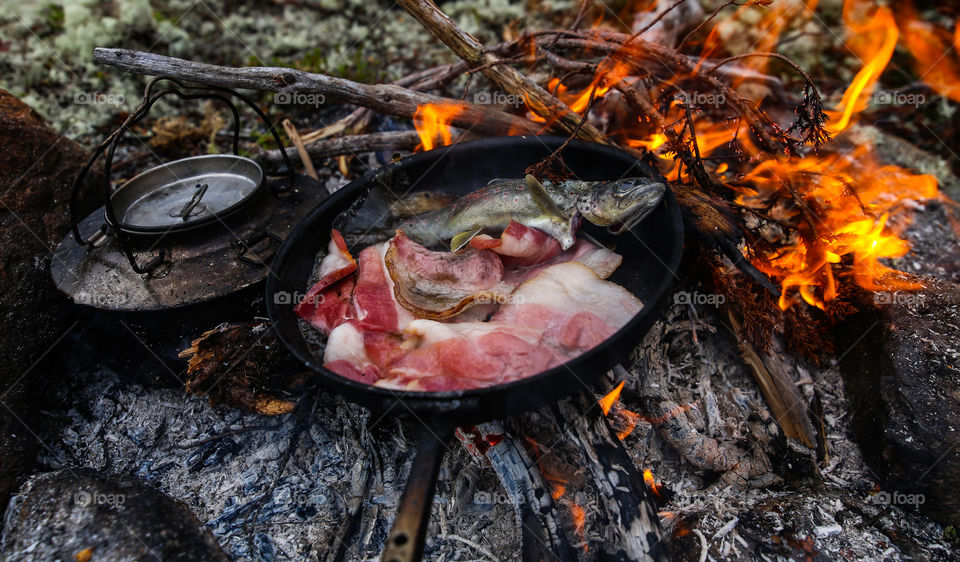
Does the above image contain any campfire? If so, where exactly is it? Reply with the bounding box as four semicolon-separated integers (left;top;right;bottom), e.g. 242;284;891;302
1;0;959;561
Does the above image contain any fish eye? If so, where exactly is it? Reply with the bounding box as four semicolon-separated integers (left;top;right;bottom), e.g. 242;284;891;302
615;178;643;194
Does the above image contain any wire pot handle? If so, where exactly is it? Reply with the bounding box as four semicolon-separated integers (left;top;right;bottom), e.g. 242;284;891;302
67;76;295;273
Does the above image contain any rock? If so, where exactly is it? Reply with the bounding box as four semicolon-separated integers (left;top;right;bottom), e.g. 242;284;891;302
667;486;950;561
0;468;228;561
0;89;102;507
837;277;960;527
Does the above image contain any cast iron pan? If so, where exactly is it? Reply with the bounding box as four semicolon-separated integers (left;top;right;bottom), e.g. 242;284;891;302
267;136;683;561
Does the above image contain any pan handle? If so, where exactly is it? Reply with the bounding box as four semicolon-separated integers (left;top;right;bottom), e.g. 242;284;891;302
381;421;454;562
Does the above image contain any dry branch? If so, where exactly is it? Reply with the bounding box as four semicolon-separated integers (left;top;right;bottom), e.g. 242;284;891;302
262;131;421;165
396;0;610;144
92;48;546;138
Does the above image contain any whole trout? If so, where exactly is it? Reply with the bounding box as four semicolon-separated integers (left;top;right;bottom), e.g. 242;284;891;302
399;175;666;250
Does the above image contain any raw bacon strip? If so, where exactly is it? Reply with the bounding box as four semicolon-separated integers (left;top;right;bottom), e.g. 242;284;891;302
294;229;358;333
294;277;355;334
493;262;643;354
386;231;510;319
352;242;415;332
572;241;622;279
469;221;562;267
373;320;554;391
504;238;623;285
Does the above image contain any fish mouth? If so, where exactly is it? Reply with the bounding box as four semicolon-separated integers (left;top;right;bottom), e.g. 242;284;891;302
609;185;664;234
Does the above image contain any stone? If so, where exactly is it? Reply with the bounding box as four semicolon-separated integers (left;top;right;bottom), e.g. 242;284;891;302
0;468;227;560
0;89;102;507
837;277;960;527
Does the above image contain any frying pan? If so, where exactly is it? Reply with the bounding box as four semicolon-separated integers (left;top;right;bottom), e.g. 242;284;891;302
266;136;683;561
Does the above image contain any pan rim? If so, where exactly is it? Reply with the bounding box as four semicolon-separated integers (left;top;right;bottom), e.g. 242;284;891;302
266;135;683;405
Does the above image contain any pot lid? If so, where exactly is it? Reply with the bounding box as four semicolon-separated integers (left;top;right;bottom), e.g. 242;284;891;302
109;154;264;234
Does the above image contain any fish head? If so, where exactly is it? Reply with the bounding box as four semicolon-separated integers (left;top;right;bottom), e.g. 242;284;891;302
576;177;666;234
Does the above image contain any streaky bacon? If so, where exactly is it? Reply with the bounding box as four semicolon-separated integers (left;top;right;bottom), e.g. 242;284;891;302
470;221;562;266
353;243;414;332
294;229;358;333
311;229;356;292
324;321;381;384
503;238;623;285
295;277;355;334
374;320;555;391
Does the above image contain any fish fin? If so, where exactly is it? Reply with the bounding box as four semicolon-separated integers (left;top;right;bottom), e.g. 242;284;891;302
450;226;484;252
486;178;512;186
525;175;566;222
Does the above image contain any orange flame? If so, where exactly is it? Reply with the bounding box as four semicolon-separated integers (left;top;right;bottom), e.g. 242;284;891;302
598;381;643;439
412;103;462;151
643;469;662;500
825;0;898;133
598;381;625;415
736;145;937;309
898;4;960;103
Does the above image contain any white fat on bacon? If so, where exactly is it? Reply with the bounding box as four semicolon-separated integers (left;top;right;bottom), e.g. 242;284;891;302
493;261;642;353
324;321;369;365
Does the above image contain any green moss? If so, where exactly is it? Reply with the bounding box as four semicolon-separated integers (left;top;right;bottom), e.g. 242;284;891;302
945;526;959;548
43;4;65;35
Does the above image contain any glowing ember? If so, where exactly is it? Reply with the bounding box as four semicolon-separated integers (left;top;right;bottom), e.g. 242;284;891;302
643;469;662;501
598;380;625;415
551;482;566;501
569;502;587;550
615;409;641;441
